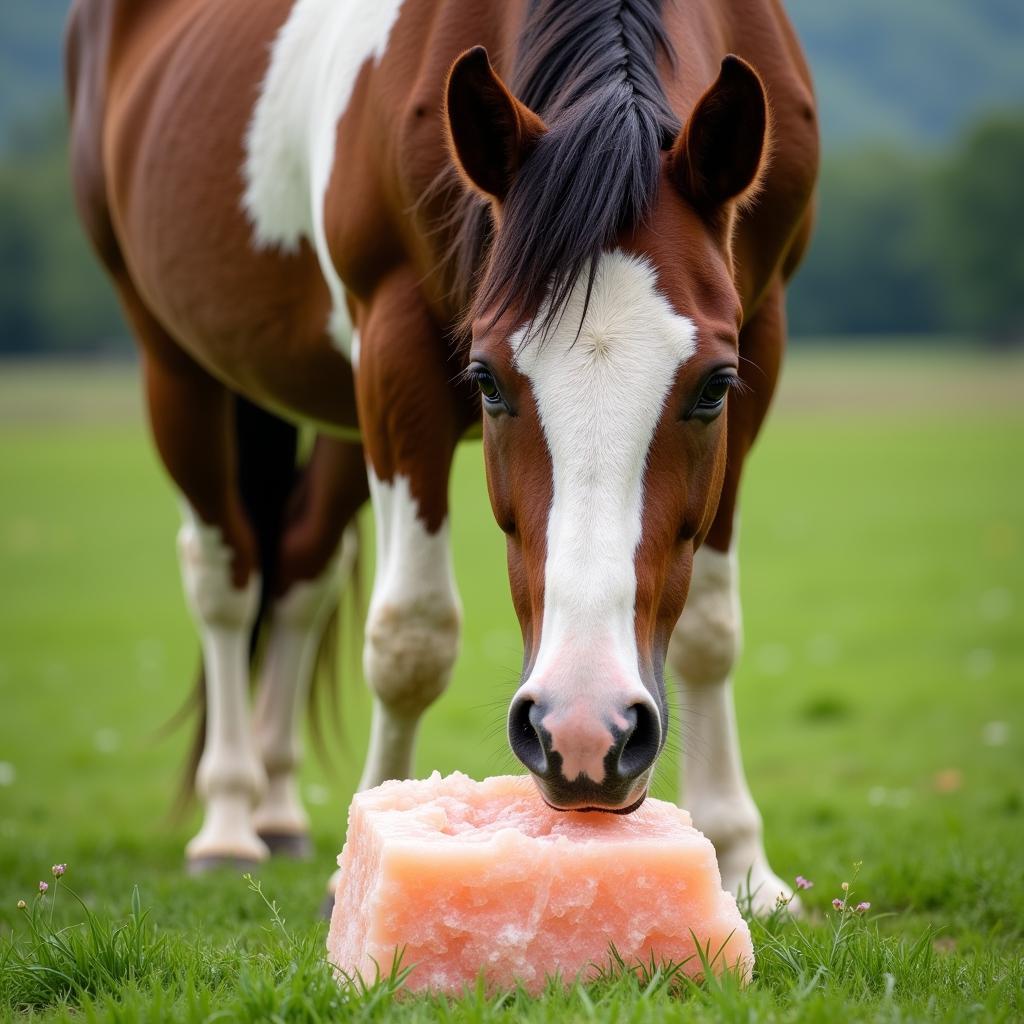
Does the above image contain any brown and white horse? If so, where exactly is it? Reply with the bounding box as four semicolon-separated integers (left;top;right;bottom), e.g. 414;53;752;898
66;0;817;909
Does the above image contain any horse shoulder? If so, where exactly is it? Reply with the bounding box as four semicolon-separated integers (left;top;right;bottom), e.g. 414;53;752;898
326;0;504;312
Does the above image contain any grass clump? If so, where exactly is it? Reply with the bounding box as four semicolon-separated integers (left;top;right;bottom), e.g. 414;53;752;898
1;867;165;1011
2;862;1022;1022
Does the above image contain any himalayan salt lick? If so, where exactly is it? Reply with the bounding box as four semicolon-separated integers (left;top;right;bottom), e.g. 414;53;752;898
327;772;753;994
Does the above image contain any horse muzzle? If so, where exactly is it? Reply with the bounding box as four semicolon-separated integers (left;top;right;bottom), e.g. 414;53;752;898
507;693;661;812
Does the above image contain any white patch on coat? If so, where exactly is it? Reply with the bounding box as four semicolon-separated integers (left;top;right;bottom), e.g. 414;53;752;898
511;250;696;783
328;305;354;359
668;540;795;913
358;470;461;791
349;329;361;372
670;544;741;686
252;524;357;836
242;0;405;361
176;503;268;862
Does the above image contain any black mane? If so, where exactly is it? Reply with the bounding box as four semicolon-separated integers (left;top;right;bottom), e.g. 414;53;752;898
446;0;680;339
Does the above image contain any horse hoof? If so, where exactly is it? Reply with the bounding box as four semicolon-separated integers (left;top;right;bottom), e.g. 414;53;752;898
258;831;314;860
186;855;264;876
320;892;336;920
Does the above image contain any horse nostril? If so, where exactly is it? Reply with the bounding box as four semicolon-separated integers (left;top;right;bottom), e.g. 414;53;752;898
616;702;661;778
508;697;547;776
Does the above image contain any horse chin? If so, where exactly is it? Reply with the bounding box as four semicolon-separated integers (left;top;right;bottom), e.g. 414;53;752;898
530;776;650;815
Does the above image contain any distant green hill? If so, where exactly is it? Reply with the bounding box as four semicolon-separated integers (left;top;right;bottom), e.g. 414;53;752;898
786;0;1024;146
2;0;1023;151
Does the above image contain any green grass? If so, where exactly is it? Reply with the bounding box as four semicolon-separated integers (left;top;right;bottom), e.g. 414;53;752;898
1;349;1023;1021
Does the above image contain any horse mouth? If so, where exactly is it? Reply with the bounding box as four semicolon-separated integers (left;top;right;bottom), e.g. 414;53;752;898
531;776;649;815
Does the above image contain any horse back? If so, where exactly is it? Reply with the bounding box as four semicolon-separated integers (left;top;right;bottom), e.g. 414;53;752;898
65;0;344;408
66;0;816;379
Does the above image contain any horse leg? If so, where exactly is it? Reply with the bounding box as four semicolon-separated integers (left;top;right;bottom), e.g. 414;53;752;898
670;542;796;912
353;269;464;791
251;436;367;855
668;283;794;914
357;470;461;789
135;334;268;869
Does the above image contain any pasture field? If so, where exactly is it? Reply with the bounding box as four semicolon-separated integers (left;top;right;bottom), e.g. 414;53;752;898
1;348;1022;1021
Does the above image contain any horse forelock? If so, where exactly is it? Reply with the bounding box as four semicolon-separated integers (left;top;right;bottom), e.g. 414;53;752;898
447;0;681;341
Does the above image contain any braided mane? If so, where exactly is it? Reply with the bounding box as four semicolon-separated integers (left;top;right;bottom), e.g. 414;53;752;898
446;0;680;338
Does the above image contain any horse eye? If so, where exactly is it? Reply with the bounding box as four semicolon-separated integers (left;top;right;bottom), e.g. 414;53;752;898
687;372;737;421
699;374;733;407
472;367;503;406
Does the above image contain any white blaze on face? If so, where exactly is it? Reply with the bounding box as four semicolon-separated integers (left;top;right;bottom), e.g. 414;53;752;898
512;250;697;782
242;0;406;362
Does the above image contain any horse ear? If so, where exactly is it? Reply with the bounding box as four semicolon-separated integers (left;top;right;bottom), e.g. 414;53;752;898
670;55;769;210
445;46;547;202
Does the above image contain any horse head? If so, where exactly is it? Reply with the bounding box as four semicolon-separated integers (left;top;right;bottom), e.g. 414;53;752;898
445;46;769;812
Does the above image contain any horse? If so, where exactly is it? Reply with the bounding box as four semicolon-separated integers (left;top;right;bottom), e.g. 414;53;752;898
66;0;818;910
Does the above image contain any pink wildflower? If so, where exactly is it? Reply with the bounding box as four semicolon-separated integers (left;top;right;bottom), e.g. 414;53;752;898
51;863;67;878
795;875;814;890
832;897;844;910
38;881;48;895
855;901;871;914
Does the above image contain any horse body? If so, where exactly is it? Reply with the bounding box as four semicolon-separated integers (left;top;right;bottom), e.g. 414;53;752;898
67;0;817;909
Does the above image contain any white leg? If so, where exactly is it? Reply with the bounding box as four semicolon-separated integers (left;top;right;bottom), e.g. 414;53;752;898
357;471;460;791
177;507;268;864
668;542;794;913
252;524;358;842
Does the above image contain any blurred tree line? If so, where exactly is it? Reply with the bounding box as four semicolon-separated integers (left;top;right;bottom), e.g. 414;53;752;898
788;109;1024;343
0;107;124;354
0;106;1022;353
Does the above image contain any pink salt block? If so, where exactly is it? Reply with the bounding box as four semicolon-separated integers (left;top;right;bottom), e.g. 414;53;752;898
327;772;753;994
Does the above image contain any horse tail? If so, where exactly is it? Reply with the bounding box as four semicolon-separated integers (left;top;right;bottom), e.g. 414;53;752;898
173;397;298;814
305;522;364;775
172;399;363;813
